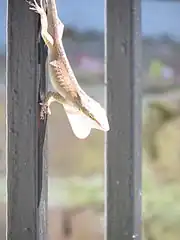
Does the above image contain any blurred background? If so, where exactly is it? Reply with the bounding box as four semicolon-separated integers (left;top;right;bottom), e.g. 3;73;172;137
0;0;180;239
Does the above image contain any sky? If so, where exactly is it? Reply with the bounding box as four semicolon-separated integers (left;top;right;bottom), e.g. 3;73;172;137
0;0;180;48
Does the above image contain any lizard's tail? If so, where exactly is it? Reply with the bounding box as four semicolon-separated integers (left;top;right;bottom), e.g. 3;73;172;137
63;96;109;139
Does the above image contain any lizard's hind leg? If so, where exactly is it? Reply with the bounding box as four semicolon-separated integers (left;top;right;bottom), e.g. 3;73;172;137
27;0;54;48
40;91;66;119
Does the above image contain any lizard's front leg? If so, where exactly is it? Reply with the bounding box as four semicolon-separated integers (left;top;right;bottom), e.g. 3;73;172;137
40;91;66;119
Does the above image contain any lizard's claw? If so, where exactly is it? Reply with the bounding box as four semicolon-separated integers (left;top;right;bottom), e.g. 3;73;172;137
40;102;51;120
26;0;44;15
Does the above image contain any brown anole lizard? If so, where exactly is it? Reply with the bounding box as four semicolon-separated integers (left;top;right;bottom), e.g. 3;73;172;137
27;0;109;139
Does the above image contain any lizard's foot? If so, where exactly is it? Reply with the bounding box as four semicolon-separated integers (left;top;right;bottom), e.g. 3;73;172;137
26;0;54;48
27;0;44;15
40;102;51;120
39;91;66;119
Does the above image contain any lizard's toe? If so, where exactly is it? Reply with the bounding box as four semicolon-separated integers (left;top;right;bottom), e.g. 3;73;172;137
27;0;43;15
40;103;49;120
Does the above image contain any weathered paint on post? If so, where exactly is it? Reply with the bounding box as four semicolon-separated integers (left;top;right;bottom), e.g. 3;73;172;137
106;0;141;239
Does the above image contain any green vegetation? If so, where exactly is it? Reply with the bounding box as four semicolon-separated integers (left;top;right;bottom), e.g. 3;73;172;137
142;99;180;240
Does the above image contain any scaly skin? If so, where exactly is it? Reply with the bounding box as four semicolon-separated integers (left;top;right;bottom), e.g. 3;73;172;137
27;0;109;138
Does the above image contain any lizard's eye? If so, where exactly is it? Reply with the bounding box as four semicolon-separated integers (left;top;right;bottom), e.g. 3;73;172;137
89;113;96;121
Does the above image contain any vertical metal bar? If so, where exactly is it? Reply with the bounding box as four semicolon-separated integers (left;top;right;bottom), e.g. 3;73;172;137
37;21;48;240
106;0;141;239
6;0;47;239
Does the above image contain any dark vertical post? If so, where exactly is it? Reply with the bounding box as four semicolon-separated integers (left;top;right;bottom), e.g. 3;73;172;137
7;0;47;239
37;16;48;240
106;0;141;239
